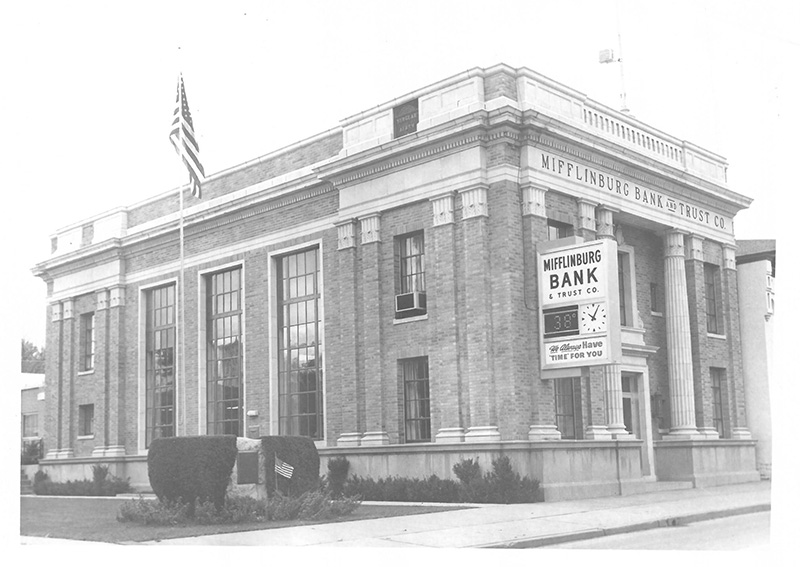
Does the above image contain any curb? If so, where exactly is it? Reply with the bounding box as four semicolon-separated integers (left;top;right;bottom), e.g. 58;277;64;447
483;503;771;549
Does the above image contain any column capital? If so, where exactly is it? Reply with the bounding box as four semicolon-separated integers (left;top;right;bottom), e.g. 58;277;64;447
595;206;617;240
62;298;74;320
430;192;455;226
96;289;110;311
686;234;705;262
459;185;488;219
723;245;737;270
521;183;547;218
109;286;125;308
360;213;381;244
577;199;598;233
335;219;357;250
51;302;63;322
664;229;688;258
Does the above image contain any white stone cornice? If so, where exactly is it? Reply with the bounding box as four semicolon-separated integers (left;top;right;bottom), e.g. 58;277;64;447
110;286;126;308
723;245;737;270
335;219;357;250
521;184;547;218
96;289;110;311
360;213;381;244
687;234;705;262
460;185;489;219
431;192;455;226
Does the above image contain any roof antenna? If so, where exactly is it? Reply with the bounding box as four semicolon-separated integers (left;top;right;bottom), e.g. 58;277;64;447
599;1;630;114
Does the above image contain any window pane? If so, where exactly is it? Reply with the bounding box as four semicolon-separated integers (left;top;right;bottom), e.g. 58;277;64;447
278;248;322;439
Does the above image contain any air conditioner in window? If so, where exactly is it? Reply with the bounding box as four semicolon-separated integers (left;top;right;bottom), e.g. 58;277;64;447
395;291;427;314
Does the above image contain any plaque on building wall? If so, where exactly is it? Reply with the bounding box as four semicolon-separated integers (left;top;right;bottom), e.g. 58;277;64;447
537;238;622;372
393;99;419;138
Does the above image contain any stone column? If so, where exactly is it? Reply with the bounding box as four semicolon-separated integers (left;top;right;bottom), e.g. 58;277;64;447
359;213;389;445
91;289;109;456
684;235;719;439
663;230;701;438
430;193;465;443
59;299;76;458
106;286;127;456
461;185;500;442
522;183;561;441
335;220;362;447
596;207;628;438
723;244;752;440
44;302;66;459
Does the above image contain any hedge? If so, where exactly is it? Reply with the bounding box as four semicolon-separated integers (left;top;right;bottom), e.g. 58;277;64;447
147;435;237;513
260;436;320;497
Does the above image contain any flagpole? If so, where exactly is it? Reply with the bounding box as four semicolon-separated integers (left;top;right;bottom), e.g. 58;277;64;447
274;452;278;494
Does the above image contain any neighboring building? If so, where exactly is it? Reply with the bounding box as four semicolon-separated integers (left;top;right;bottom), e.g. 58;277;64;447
32;64;761;498
20;373;45;458
736;240;775;479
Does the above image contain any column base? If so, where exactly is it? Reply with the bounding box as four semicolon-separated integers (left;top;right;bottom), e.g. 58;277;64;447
360;431;390;446
435;427;465;443
51;449;75;459
464;426;501;443
697;427;721;440
607;424;631;438
90;445;127;457
527;424;562;441
663;426;704;440
336;433;362;447
584;426;613;440
730;427;752;440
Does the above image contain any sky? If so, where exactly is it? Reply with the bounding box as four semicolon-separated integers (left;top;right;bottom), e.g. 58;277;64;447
2;0;796;349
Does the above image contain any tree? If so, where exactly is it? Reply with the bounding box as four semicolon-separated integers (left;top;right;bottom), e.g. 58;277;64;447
21;339;45;373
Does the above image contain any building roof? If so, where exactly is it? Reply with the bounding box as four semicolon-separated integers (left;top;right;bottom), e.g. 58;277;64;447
736;239;776;270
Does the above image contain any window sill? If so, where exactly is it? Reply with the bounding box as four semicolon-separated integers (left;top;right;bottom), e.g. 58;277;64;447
77;434;95;440
707;333;727;340
77;370;94;376
393;314;428;325
651;311;663;317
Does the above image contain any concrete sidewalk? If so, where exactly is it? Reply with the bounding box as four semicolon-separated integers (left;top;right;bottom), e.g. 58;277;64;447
142;481;770;548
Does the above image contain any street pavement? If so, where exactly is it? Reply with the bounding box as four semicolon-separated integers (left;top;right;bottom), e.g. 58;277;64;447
129;480;771;548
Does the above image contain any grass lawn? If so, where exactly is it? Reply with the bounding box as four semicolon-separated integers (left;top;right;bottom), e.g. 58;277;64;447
21;496;468;543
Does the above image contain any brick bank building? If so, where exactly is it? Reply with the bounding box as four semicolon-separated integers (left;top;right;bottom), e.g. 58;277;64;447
33;64;761;499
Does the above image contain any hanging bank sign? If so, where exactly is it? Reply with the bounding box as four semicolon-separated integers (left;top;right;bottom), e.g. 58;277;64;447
535;150;733;236
537;238;622;372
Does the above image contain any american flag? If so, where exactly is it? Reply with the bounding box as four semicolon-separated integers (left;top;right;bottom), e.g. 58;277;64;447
169;74;205;198
275;456;294;479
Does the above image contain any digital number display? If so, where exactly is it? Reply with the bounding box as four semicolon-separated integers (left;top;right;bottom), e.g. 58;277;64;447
543;305;579;339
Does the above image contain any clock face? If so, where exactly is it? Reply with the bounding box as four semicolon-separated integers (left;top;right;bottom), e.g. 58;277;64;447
580;302;607;334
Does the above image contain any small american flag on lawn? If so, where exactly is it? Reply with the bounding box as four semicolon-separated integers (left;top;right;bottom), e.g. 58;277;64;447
275;456;294;479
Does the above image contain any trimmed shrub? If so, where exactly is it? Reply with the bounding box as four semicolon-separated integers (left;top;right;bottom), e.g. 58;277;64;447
32;469;132;496
267;490;361;521
456;456;542;504
148;435;237;514
326;457;349;498
344;474;461;503
261;436;320;497
117;496;191;525
337;456;542;504
117;492;360;525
